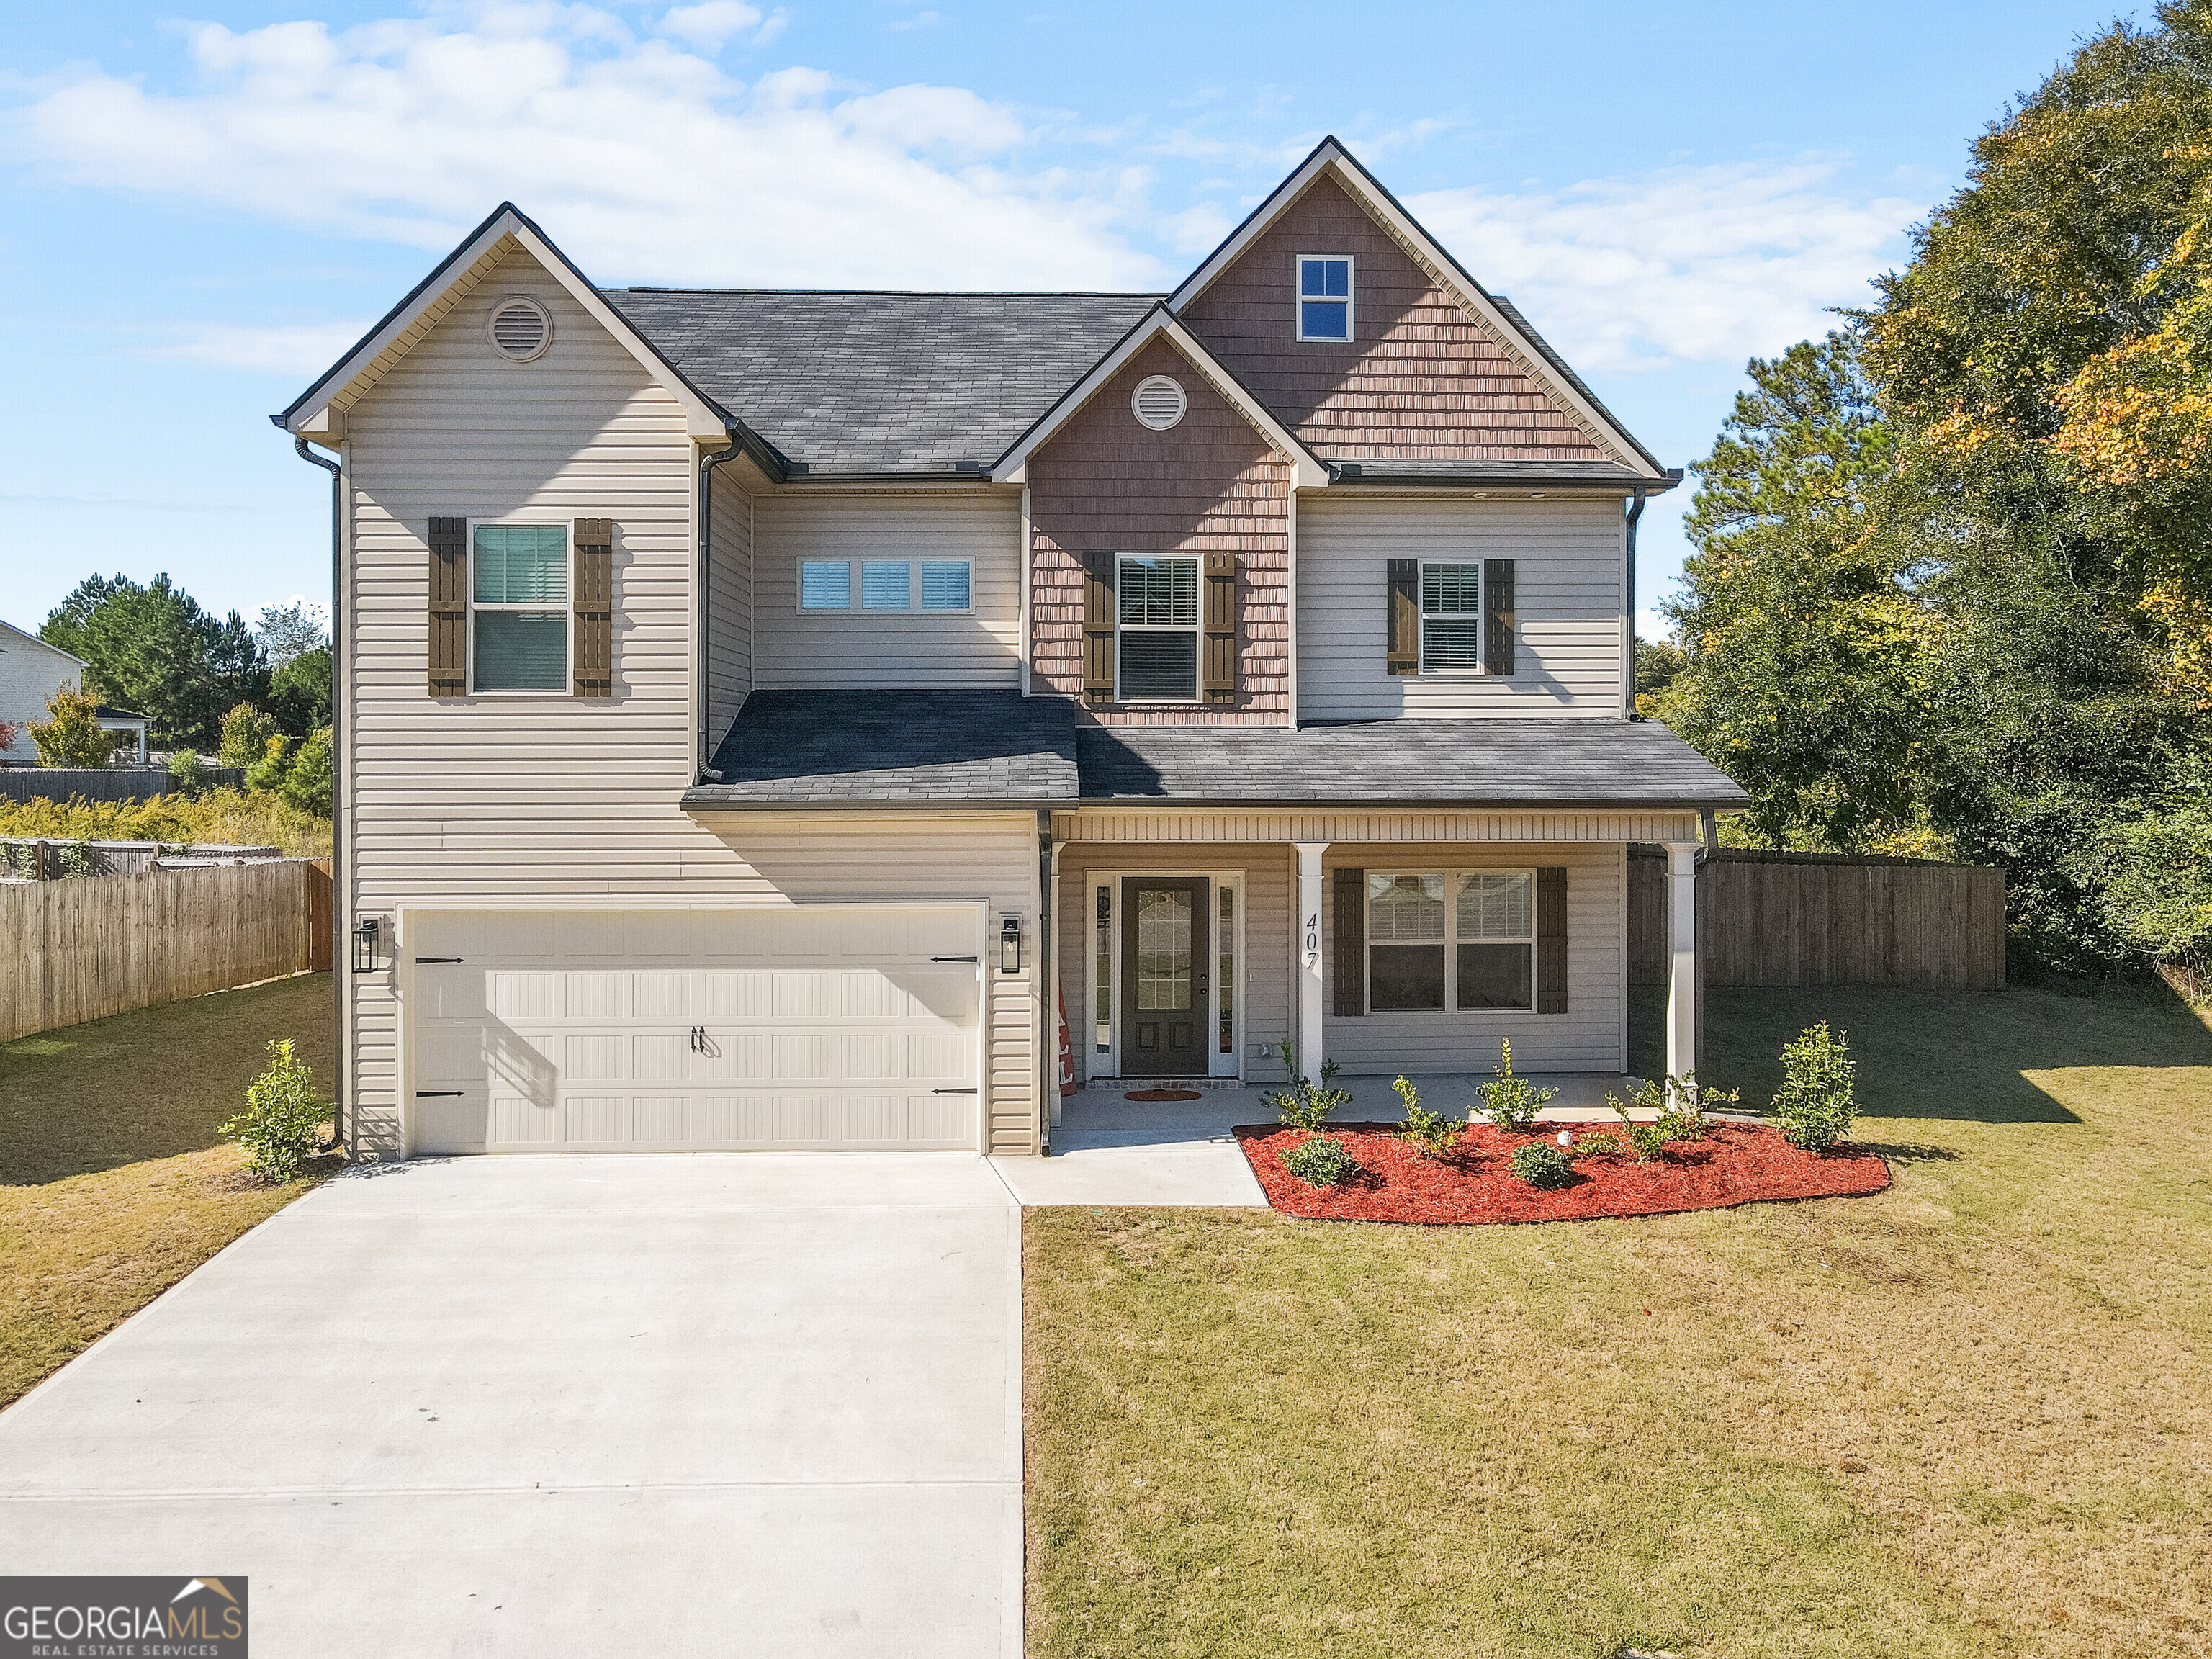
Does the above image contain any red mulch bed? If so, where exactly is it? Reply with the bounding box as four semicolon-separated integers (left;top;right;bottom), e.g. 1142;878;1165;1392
1234;1122;1890;1225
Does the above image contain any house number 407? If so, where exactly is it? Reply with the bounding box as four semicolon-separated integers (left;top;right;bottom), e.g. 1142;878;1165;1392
1304;911;1320;966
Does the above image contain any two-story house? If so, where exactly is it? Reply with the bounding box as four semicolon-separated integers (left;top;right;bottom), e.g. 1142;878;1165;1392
277;138;1744;1161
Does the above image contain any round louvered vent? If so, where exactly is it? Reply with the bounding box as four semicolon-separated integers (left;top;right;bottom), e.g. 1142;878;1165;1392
487;295;552;362
1130;374;1187;431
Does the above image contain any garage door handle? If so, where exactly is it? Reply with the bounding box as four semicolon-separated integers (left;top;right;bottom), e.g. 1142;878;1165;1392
932;1087;978;1094
415;1090;464;1097
415;956;464;963
932;955;978;963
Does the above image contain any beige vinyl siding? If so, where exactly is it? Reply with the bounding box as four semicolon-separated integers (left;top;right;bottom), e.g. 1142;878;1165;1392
753;492;1022;688
1297;495;1627;718
0;623;82;761
1321;842;1625;1074
1056;843;1294;1087
704;468;752;750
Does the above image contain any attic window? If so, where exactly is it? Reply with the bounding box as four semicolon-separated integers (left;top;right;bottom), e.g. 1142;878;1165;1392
487;295;552;362
1297;256;1353;341
1130;375;1187;431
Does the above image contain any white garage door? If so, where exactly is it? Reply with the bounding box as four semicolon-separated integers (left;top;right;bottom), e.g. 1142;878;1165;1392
408;907;983;1154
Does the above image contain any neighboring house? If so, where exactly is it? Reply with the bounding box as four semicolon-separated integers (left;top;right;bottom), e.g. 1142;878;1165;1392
276;137;1746;1161
0;617;148;765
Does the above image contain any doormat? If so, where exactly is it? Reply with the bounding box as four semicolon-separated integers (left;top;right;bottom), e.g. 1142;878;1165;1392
1125;1089;1205;1102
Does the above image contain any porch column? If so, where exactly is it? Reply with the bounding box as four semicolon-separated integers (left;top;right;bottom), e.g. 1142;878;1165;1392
1293;841;1327;1079
1665;840;1699;1081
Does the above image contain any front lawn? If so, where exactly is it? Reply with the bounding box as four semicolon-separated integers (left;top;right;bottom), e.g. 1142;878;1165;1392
0;973;338;1407
1025;981;2212;1658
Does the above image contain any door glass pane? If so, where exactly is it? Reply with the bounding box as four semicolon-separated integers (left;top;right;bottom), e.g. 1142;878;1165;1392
473;611;566;690
474;524;567;603
1370;944;1445;1010
1218;886;1236;1054
1094;885;1112;1052
1458;943;1533;1010
1119;630;1197;700
1135;887;1193;1011
1458;872;1533;939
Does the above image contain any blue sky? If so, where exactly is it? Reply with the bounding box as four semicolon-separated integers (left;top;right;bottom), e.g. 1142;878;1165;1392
1;0;2145;640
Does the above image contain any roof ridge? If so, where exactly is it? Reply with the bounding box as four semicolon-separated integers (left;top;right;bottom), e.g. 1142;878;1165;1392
609;287;1169;299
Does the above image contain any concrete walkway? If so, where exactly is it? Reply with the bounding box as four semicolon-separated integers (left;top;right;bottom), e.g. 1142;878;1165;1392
0;1156;1023;1658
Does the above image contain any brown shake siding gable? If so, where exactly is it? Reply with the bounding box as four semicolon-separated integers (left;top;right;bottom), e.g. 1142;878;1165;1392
1027;338;1292;727
1181;174;1611;464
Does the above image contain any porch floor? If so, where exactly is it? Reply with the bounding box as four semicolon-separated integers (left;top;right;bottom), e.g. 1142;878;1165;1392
1058;1071;1650;1132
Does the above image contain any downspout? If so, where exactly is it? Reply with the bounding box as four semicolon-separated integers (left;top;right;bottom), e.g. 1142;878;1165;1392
696;431;746;781
1624;484;1650;720
1038;809;1055;1155
292;436;347;1156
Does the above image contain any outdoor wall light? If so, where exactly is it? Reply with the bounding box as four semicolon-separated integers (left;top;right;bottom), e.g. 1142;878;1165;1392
352;916;382;973
999;915;1022;974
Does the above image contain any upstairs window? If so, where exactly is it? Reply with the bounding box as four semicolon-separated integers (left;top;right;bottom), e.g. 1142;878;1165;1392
799;559;972;613
1298;256;1353;341
1420;562;1483;670
1117;556;1200;700
472;523;568;691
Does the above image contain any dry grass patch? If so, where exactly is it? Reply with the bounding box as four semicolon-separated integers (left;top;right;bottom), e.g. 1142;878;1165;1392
0;973;338;1406
1026;982;2212;1659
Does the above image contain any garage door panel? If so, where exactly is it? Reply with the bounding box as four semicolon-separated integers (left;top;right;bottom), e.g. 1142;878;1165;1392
705;972;768;1018
490;971;559;1020
633;1032;694;1082
564;1096;629;1143
632;1097;696;1144
840;971;905;1018
631;972;692;1020
772;971;835;1018
415;1092;487;1153
840;1033;900;1080
772;1033;835;1081
705;1035;768;1081
419;968;489;1022
907;1093;968;1145
493;1094;558;1143
840;1095;902;1141
705;1096;771;1143
773;1096;836;1141
563;972;626;1019
564;1033;629;1082
418;1023;487;1078
905;1031;966;1079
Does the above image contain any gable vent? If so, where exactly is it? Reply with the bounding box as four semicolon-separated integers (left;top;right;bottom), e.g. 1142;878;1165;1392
1130;374;1187;431
487;295;552;363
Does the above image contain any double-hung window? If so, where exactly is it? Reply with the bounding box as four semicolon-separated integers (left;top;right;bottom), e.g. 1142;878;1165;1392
798;559;972;613
1365;868;1534;1012
1298;256;1353;341
1419;562;1483;671
472;523;568;691
1117;556;1200;700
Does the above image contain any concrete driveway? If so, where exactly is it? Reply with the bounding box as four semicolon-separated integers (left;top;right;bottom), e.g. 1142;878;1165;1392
0;1156;1022;1657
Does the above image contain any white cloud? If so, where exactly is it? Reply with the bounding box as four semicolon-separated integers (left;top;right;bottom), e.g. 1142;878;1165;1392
1406;161;1917;373
655;1;764;47
11;4;1169;290
152;321;371;374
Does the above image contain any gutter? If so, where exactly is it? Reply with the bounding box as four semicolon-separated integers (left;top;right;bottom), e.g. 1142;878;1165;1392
289;436;348;1157
696;431;747;782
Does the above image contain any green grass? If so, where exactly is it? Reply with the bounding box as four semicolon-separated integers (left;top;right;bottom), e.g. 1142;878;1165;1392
1025;981;2212;1658
0;974;338;1406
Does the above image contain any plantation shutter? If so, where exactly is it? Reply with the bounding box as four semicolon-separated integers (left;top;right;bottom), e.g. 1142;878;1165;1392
572;518;613;698
1385;559;1419;676
1536;865;1567;1014
427;516;468;699
1203;549;1237;705
1333;867;1365;1017
1082;550;1117;705
1483;558;1516;675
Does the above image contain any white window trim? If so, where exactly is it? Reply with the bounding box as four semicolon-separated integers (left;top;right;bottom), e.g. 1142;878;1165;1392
1417;557;1489;678
1085;869;1244;1080
466;516;571;696
795;557;974;616
1362;866;1537;1015
1295;253;1356;343
1113;554;1203;704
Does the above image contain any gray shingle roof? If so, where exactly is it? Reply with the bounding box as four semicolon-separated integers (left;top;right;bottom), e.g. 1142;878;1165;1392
682;691;1748;810
685;690;1079;807
1079;717;1748;807
604;290;1161;475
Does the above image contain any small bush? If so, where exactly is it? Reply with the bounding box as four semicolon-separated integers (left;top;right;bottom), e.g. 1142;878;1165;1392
281;727;333;816
30;684;115;768
1392;1074;1467;1159
1262;1043;1352;1132
243;733;292;793
1509;1141;1575;1189
167;751;209;796
1478;1038;1558;1132
1282;1131;1360;1187
1564;1128;1627;1160
218;703;279;770
1773;1022;1858;1151
1606;1073;1740;1161
219;1038;329;1183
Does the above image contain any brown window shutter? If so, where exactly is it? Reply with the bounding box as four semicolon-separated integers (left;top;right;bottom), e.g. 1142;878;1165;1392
1536;865;1567;1013
1082;550;1116;705
572;518;613;698
1203;549;1236;705
427;516;467;698
1332;867;1365;1017
1386;559;1418;676
1483;558;1516;675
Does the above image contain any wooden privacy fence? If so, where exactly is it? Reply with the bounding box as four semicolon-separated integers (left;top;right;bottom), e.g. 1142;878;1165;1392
0;766;246;804
0;859;333;1043
1629;846;2006;992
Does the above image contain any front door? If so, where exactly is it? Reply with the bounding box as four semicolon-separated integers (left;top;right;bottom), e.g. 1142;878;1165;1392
1120;878;1209;1078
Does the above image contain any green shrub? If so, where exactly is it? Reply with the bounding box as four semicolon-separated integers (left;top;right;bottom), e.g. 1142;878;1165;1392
281;727;333;816
243;733;292;793
1564;1128;1627;1160
1606;1073;1740;1161
0;786;331;856
1281;1131;1359;1187
1262;1043;1352;1132
1509;1141;1575;1188
1391;1074;1467;1159
1773;1021;1858;1151
218;703;279;770
1478;1038;1558;1132
30;685;116;768
167;750;208;795
219;1038;329;1183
